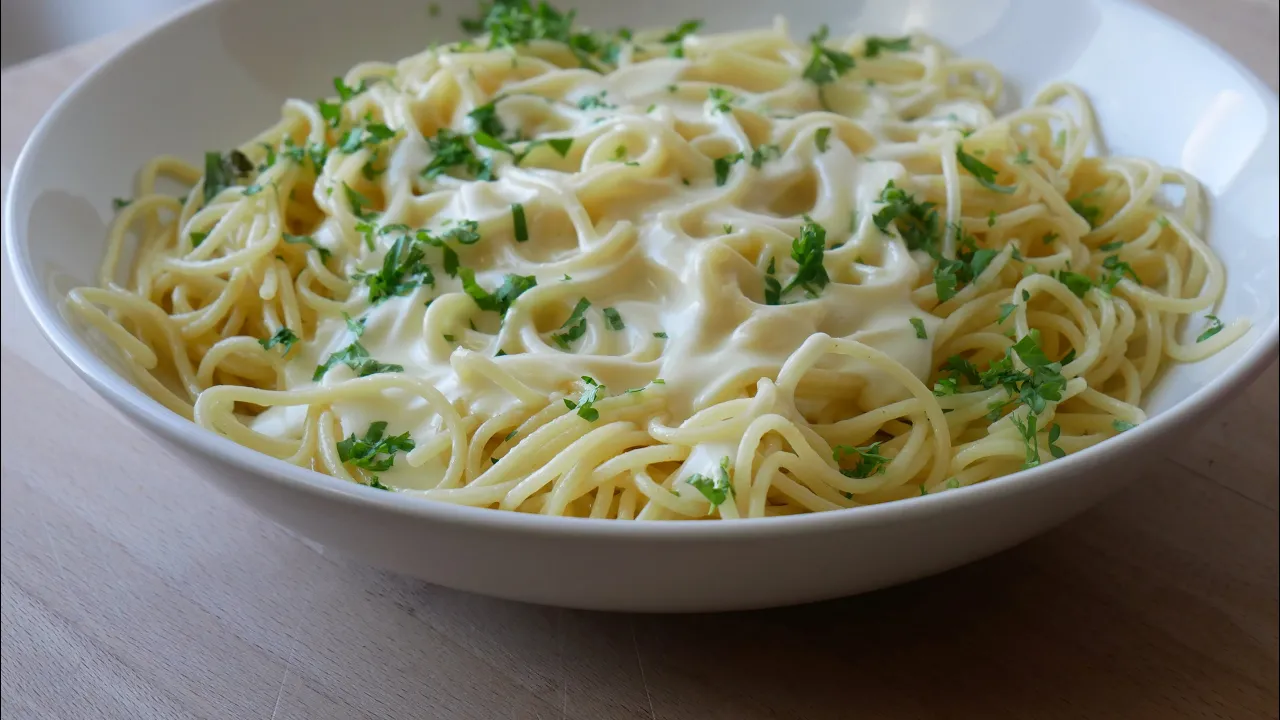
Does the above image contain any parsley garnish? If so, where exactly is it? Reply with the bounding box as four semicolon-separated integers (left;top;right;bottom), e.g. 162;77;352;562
545;138;573;157
343;183;378;220
910;318;927;339
313;341;403;381
763;257;782;306
653;331;668;339
337;421;414;473
551;297;591;349
815;127;832;153
576;91;615;110
338;122;396;154
1054;270;1093;298
202;150;254;204
603;307;625;330
767;220;830;301
872;181;939;253
283;233;332;262
713;152;744;186
708;87;735;113
422;128;492;180
354;235;434;303
998;302;1016;324
1099;255;1140;292
258;327;299;356
1069;196;1102;228
563;376;605;421
190;231;209;247
1112;419;1137;432
864;35;910;57
467;101;505;138
834;442;890;478
802;25;856;87
957;147;1015;194
459;269;537;316
112;197;131;210
686;457;733;508
933;226;996;302
660;19;702;44
511;203;529;242
750;144;781;168
1196;314;1224;343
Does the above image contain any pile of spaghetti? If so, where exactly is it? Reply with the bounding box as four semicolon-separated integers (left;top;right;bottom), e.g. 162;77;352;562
71;2;1244;519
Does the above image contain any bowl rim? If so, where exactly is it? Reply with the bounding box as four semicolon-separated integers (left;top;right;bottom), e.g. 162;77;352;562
5;0;1279;541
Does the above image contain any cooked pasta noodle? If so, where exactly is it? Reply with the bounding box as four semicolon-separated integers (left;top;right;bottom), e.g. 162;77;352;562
70;5;1247;519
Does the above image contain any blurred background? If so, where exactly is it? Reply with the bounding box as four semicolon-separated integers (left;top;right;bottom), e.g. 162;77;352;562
0;0;198;67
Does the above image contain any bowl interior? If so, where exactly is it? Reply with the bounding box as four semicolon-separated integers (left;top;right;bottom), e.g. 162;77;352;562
7;0;1279;457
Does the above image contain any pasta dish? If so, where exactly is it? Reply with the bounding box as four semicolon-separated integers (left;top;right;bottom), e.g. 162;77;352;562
70;2;1245;520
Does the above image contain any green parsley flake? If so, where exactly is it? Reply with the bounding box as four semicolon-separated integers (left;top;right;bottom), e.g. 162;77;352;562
563;376;605;421
1195;314;1224;343
603;307;625;330
258;327;299;356
815;127;832;153
957;147;1016;194
686;457;733;508
313;340;403;381
337;420;414;473
511;203;529;242
551;297;591;349
910;317;927;339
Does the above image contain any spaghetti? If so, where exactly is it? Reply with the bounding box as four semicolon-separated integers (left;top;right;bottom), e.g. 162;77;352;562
70;6;1246;519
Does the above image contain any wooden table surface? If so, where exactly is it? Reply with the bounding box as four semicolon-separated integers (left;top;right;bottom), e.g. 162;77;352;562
2;3;1278;719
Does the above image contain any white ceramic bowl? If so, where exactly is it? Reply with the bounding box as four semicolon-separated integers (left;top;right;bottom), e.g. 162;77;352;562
6;0;1278;611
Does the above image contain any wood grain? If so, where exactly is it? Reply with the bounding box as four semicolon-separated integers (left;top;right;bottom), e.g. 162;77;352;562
2;3;1277;718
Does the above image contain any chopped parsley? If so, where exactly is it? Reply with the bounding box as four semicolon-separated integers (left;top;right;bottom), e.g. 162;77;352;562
766;220;830;302
354;235;434;303
1014;149;1032;165
713;152;744;186
750;144;781;168
686;456;733;508
1112;419;1137;433
1098;240;1125;252
802;25;856;87
422;128;494;180
873;181;939;253
112;197;132;210
603;307;625;330
708;87;736;113
660;19;702;45
1099;255;1140;292
1054;270;1093;298
459;269;537;316
998;302;1017;324
313;340;403;381
202;150;255;204
956;147;1016;194
653;331;668;339
343;183;378;220
1069;196;1102;228
563;375;605;421
910;317;927;339
545;138;574;157
338;122;397;154
1196;314;1224;343
190;231;209;247
576;91;615;110
283;233;331;262
551;297;591;349
258;327;299;356
863;35;911;57
815;127;832;153
467;101;505;138
511;203;529;242
933;225;996;302
336;420;414;473
834;442;890;478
